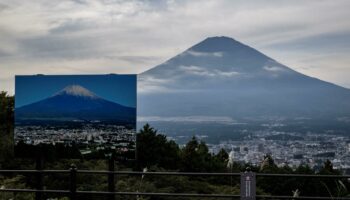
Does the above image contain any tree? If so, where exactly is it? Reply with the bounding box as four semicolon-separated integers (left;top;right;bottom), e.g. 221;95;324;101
136;124;180;170
216;148;228;162
260;154;277;172
317;160;347;198
181;137;227;172
181;136;201;172
0;91;14;161
319;160;336;174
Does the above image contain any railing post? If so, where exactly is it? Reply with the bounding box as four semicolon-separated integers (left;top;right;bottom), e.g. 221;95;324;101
35;153;44;200
69;164;77;200
108;154;115;200
240;167;256;200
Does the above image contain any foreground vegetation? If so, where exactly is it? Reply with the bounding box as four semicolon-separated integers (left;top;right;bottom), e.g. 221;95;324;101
1;92;350;199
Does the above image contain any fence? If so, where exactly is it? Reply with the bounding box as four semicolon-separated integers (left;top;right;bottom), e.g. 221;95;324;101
1;163;350;200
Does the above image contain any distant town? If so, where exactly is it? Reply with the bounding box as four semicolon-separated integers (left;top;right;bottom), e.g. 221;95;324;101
15;121;350;172
206;132;350;172
166;127;350;172
15;123;136;155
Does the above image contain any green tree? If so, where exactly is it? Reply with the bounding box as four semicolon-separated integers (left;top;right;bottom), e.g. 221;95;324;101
258;154;291;195
216;148;228;162
318;160;348;198
181;137;227;172
136;124;180;170
181;136;201;172
319;160;337;174
260;154;277;171
0;91;14;161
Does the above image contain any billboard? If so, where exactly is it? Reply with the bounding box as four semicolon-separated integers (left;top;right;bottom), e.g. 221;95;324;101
15;74;136;159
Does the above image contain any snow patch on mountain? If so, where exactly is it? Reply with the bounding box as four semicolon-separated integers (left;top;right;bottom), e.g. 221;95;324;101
55;85;99;98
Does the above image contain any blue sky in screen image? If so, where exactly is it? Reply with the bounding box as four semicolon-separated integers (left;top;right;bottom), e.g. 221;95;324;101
15;74;136;108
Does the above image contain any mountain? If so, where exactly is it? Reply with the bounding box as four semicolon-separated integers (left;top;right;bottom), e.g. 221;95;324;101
16;85;136;123
138;36;350;121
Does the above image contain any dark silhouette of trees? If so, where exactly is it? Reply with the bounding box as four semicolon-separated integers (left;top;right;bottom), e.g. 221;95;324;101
216;148;229;162
0;91;14;161
136;123;181;170
181;136;227;172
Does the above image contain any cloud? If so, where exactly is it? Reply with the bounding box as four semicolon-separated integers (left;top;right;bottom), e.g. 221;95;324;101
138;75;172;85
179;65;240;77
138;65;241;93
179;65;215;77
1;0;350;94
138;115;239;125
263;66;285;72
214;70;240;77
138;84;169;94
138;75;173;93
186;50;223;57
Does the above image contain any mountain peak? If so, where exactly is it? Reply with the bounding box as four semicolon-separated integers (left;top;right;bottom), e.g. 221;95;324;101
205;36;238;42
55;85;98;98
141;36;274;77
190;36;250;52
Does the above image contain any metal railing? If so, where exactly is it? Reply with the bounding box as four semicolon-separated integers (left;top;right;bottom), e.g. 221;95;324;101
1;166;350;200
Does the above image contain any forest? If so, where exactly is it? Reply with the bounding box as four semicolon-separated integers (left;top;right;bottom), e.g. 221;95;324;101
0;91;349;200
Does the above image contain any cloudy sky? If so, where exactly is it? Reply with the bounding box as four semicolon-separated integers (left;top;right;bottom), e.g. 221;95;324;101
1;0;350;94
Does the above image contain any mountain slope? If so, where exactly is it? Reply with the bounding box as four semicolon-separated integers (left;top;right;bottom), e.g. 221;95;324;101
16;85;136;123
138;36;350;119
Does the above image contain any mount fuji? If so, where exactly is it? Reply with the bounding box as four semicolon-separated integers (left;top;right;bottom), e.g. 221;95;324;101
16;85;136;123
138;36;350;122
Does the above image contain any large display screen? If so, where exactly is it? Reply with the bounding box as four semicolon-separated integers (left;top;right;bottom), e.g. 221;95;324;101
15;74;136;159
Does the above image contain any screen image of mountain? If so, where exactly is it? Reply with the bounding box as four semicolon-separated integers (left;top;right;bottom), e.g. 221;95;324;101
16;84;135;123
15;74;136;159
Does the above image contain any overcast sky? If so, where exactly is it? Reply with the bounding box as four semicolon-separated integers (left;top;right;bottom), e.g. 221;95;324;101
1;0;350;94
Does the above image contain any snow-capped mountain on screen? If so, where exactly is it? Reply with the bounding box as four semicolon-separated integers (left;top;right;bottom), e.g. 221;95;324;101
54;85;99;99
138;36;350;120
16;85;136;123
